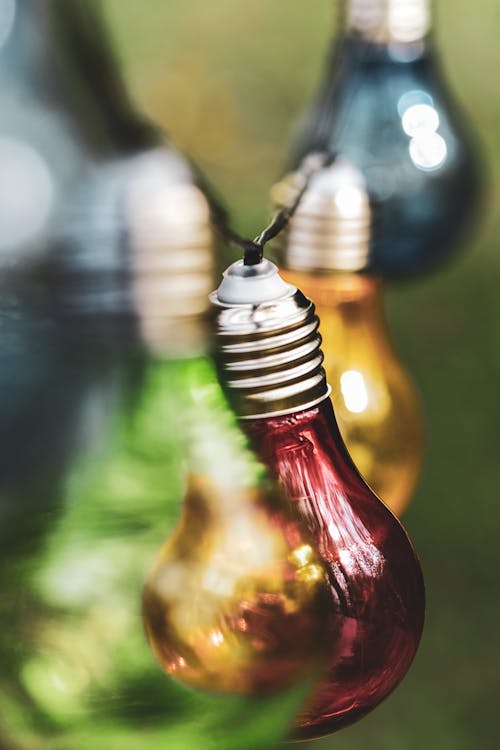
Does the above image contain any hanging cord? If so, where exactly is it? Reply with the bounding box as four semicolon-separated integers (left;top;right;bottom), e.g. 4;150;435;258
220;152;335;266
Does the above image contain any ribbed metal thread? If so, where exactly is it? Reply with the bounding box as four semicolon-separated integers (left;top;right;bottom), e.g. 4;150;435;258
346;0;430;44
272;160;371;274
210;286;330;419
51;149;216;326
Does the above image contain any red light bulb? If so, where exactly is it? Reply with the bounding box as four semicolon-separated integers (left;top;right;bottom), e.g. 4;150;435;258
245;401;424;739
211;259;425;740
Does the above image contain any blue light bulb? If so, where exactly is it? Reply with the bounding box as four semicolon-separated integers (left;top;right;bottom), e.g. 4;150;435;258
289;0;482;277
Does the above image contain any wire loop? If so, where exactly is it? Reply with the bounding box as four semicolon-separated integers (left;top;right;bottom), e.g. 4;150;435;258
218;152;335;266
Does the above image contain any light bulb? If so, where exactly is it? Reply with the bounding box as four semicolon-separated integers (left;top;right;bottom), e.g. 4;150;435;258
211;259;425;740
288;0;482;277
272;160;424;515
142;358;330;695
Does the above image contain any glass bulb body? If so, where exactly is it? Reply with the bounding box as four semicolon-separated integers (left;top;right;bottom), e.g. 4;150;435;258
142;355;330;695
246;398;425;740
281;270;424;515
289;27;482;277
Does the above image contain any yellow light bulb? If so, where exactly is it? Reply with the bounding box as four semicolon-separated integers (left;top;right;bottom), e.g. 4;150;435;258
142;359;330;696
281;270;424;516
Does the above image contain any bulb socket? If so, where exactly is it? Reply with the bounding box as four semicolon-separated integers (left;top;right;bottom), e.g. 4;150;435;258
210;263;330;419
48;148;217;334
346;0;430;44
272;158;372;274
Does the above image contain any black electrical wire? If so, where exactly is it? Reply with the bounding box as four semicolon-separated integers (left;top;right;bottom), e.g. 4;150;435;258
218;152;335;266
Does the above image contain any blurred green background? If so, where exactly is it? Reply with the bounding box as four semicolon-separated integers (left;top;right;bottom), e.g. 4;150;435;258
99;1;499;748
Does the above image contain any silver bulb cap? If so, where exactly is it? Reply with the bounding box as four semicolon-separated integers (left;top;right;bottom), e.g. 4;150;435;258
52;148;216;330
347;0;430;44
210;261;330;419
272;158;371;274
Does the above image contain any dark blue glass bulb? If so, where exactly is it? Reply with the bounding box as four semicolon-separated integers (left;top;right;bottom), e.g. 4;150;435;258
289;11;482;278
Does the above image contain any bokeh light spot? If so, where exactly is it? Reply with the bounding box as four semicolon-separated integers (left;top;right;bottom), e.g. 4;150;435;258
409;132;448;171
340;370;369;414
0;137;55;253
402;103;440;137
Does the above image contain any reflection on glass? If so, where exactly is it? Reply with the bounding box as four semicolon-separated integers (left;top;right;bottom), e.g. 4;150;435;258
401;101;440;136
289;1;482;276
409;129;447;171
398;97;448;171
340;369;369;414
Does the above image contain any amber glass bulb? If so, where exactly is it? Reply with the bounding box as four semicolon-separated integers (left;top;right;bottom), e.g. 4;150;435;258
142;357;330;696
281;269;424;516
246;399;425;740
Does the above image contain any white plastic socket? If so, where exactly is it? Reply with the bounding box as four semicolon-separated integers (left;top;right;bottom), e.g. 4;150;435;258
216;258;292;305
